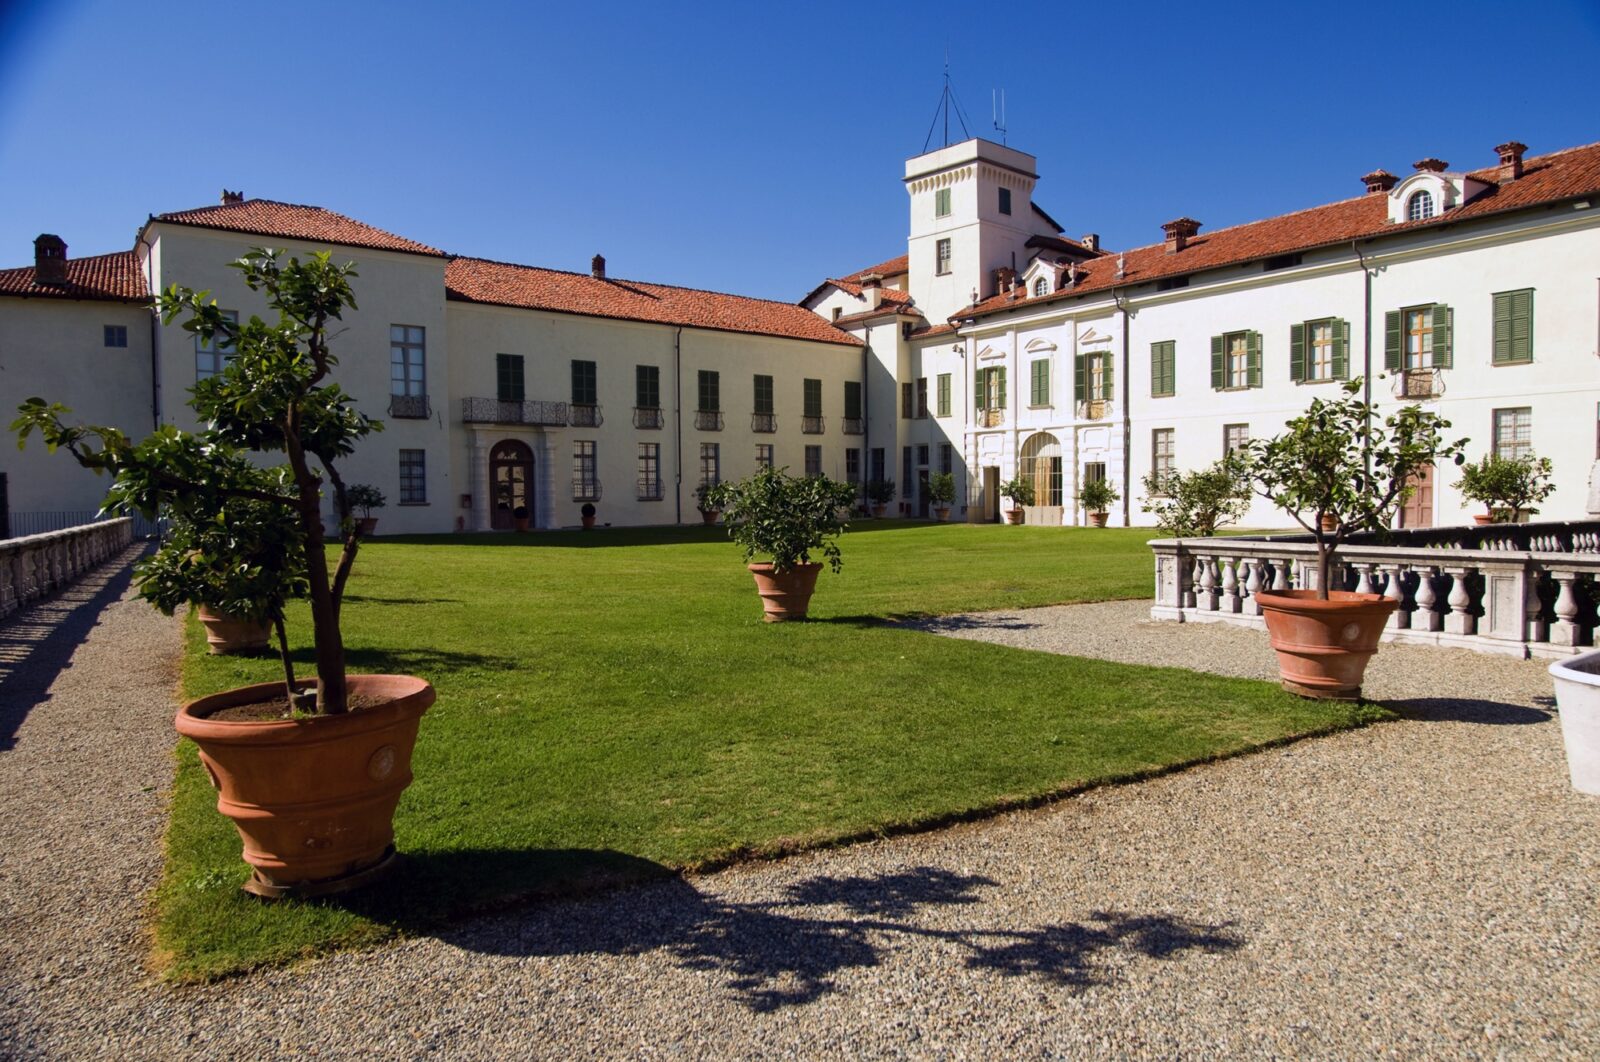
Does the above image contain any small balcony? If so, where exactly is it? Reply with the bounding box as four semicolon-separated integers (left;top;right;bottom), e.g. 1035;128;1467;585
572;477;601;503
1076;399;1108;422
637;477;664;501
570;403;604;428
695;410;724;432
633;406;664;430
978;407;1004;429
751;412;777;433
1394;368;1445;400
389;393;431;419
461;397;569;427
841;416;864;435
801;416;825;435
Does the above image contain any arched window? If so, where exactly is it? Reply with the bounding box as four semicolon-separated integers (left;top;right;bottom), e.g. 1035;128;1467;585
1033;277;1049;297
1019;432;1063;506
1406;190;1435;222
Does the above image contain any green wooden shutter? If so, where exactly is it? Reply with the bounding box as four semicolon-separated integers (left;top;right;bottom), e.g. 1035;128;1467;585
1101;354;1114;399
1163;344;1175;395
1384;310;1402;371
1030;360;1045;405
1075;353;1087;401
1332;319;1349;379
975;368;988;410
997;367;1007;409
1495;290;1533;363
1289;323;1306;383
1431;304;1452;368
1210;335;1224;389
1246;331;1262;388
1493;292;1513;363
1150;343;1170;397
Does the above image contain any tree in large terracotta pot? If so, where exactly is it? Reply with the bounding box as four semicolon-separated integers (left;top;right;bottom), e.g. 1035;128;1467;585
1076;477;1120;528
1454;451;1554;525
12;248;435;898
999;476;1034;524
705;466;857;622
927;472;956;521
1238;379;1466;699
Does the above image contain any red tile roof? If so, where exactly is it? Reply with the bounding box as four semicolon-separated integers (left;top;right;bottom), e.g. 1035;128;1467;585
842;255;909;282
0;250;147;302
823;277;915;304
958;140;1600;323
447;257;862;346
152;199;446;257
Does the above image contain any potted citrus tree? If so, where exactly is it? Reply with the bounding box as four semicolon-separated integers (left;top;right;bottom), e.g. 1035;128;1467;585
706;466;857;621
1077;478;1120;527
695;482;720;525
347;483;385;536
1140;455;1251;537
999;476;1034;524
927;472;956;521
13;248;434;898
580;502;596;530
1454;452;1554;524
1239;379;1466;699
866;478;896;518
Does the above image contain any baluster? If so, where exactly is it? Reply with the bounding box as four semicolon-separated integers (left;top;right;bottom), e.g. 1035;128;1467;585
1384;564;1409;629
1550;571;1582;647
1198;555;1219;611
1271;558;1291;591
1220;557;1241;614
1413;565;1444;633
1525;570;1551;646
1180;554;1196;609
1442;566;1477;636
1354;564;1376;595
0;549;15;618
1242;558;1264;616
1188;556;1204;608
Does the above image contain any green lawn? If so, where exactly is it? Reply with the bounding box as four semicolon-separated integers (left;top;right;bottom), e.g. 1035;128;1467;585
158;523;1383;980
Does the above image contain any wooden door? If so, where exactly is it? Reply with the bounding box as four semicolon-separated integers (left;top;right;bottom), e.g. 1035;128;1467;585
489;440;535;530
1398;463;1434;528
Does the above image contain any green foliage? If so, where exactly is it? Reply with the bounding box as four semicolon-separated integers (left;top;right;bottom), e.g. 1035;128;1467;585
1000;477;1036;506
927;472;957;506
346;484;386;518
136;497;307;623
1077;478;1120;514
866;478;897;505
694;482;719;512
1239;378;1467;597
1454;452;1555;521
705;466;857;573
1141;456;1251;537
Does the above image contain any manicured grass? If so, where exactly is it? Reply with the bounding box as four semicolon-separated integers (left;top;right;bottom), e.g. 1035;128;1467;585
157;523;1384;979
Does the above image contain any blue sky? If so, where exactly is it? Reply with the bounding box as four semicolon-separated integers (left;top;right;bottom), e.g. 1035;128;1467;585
2;0;1597;303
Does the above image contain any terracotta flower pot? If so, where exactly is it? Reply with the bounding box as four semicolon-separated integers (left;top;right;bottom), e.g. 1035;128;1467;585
747;562;822;622
1473;513;1495;526
175;674;436;898
1319;514;1339;533
196;606;271;655
871;504;888;518
1087;511;1108;528
934;505;951;522
701;509;720;526
1254;590;1397;701
514;517;530;532
581;515;596;530
355;516;379;536
1005;509;1024;525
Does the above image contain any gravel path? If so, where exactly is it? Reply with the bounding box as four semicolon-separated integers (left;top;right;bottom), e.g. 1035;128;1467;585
3;585;1597;1059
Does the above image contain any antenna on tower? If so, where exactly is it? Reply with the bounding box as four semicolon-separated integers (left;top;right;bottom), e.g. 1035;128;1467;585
921;53;972;153
992;89;1007;145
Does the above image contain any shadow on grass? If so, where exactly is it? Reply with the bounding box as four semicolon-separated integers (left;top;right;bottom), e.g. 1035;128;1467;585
427;864;1242;1012
371;520;959;551
811;611;1042;632
276;645;522;673
342;594;463;605
1383;697;1552;725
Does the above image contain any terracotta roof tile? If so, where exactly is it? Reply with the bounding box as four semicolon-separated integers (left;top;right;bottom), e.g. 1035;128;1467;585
959;140;1600;322
841;254;909;282
153;199;446;257
823;277;914;304
0;250;147;302
447;257;861;347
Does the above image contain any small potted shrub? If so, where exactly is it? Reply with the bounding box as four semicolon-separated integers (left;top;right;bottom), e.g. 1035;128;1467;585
513;504;531;532
706;466;857;621
347;483;385;536
1140;455;1251;537
1077;478;1120;527
866;478;896;518
695;482;720;525
1454;452;1554;524
927;472;956;521
1239;379;1465;699
580;502;596;530
13;248;435;898
999;477;1034;524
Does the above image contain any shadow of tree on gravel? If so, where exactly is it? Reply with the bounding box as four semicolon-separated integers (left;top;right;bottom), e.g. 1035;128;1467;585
435;865;1243;1011
1384;698;1551;725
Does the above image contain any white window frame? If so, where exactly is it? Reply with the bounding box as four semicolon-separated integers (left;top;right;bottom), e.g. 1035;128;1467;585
935;238;952;276
195;310;239;379
390;324;426;397
1492;407;1532;461
1406;190;1435;222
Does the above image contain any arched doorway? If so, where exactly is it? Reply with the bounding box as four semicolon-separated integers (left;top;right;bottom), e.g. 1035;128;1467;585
490;439;535;530
1019;432;1063;506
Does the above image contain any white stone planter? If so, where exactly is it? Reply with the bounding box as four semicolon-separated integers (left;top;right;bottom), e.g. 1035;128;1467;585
1548;649;1600;795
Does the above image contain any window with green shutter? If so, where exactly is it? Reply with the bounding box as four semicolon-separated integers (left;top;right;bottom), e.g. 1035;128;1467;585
1213;331;1259;388
996;366;1006;408
1074;352;1087;402
1150;341;1175;397
1030;359;1050;406
844;380;862;420
1210;335;1225;389
936;373;951;416
975;367;988;410
635;364;660;408
977;366;1005;410
571;359;597;406
753;374;774;415
803;378;822;418
1390;305;1452;370
1245;331;1262;388
1291;319;1348;382
1493;289;1534;364
697;369;719;411
496;353;524;402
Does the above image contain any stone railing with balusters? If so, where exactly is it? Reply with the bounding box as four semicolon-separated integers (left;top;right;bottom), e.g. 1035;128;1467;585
0;518;135;621
1150;520;1600;659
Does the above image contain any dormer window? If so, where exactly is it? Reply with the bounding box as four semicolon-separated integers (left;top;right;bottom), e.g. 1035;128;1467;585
1033;277;1048;297
1406;190;1435;222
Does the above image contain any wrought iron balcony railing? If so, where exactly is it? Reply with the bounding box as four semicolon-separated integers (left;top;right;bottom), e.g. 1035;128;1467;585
572;477;601;502
637;478;664;501
634;406;664;429
461;397;570;426
570;403;603;428
978;407;1004;428
841;417;864;435
695;410;724;431
801;416;825;435
751;413;777;433
1394;368;1445;400
1076;399;1109;422
389;393;431;419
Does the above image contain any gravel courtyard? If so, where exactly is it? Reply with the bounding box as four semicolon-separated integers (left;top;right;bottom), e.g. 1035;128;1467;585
2;568;1596;1059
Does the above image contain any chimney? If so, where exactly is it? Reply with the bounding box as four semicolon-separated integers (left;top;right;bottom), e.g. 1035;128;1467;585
591;254;606;280
992;266;1017;295
220;188;244;205
1413;158;1448;173
1495;141;1527;182
33;234;67;286
1080;233;1099;252
1161;217;1201;254
1362;169;1398;194
859;272;883;311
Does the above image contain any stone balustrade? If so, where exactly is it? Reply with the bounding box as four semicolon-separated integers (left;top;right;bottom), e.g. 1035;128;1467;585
0;518;134;620
1149;520;1600;659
